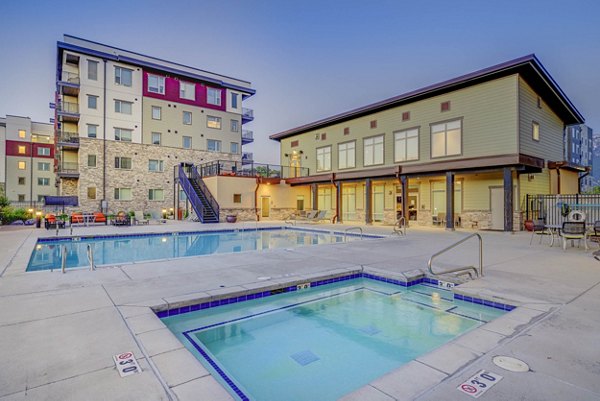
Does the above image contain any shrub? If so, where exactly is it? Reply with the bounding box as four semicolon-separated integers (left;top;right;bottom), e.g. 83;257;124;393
0;207;29;225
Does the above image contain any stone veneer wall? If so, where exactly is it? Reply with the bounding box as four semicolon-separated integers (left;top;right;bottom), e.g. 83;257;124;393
219;208;258;222
74;138;238;213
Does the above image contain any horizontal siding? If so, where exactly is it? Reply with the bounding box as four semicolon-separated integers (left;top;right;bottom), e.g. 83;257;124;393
462;173;503;211
518;77;564;161
279;75;519;173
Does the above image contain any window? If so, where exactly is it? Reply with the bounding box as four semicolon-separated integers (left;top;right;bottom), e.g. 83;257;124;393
233;194;242;203
115;100;133;115
182;136;192;149
88;154;97;167
296;195;304;211
18;130;26;139
114;128;132;142
231;119;239;132
38;162;50;171
431;119;461;158
532;122;540;141
114;188;132;200
364;135;384;166
37;195;45;202
148;159;164;172
147;74;165;94
316;146;332;172
394;128;419;162
230;142;239;154
338;141;356;169
207;139;221;152
18;161;26;170
151;106;161;120
148;189;164;201
151;132;161;145
17;145;26;154
231;93;238;109
18;194;25;202
87;124;98;138
88;95;98;109
180;81;195;100
183;111;192;125
88;60;98;81
115;66;133;86
207;116;221;129
87;187;96;200
37;147;50;156
207;87;221;105
37;178;50;186
114;156;132;169
18;177;25;185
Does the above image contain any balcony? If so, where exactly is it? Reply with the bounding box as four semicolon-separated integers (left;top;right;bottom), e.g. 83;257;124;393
57;131;80;149
58;71;80;96
57;162;79;178
241;129;254;145
242;107;254;124
241;152;253;165
56;101;80;122
198;160;309;179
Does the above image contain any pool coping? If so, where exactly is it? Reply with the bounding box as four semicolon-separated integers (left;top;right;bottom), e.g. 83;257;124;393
135;269;525;401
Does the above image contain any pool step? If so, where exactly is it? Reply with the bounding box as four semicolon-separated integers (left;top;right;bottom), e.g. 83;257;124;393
394;291;455;311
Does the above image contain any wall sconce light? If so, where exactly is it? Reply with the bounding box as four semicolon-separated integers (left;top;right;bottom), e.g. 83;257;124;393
528;174;535;182
284;153;289;157
299;150;304;154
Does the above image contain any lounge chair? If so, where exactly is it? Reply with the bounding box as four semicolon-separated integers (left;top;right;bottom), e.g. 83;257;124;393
44;214;65;230
295;210;318;221
135;211;150;225
560;221;588;251
71;212;84;224
94;212;107;224
529;218;546;245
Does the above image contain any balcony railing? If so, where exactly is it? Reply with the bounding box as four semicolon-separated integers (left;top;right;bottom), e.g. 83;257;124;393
57;101;79;114
241;129;254;144
60;71;80;85
57;131;80;146
57;162;79;175
242;152;253;164
242;107;254;123
198;160;309;179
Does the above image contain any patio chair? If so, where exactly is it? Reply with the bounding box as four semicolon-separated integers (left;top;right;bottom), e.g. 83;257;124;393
112;211;131;226
71;212;84;225
135;211;150;225
296;210;318;221
567;210;586;222
560;221;588;251
44;214;65;230
432;212;446;226
529;218;547;245
93;212;107;224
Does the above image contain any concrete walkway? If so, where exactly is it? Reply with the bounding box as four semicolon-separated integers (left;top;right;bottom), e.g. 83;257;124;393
0;222;599;400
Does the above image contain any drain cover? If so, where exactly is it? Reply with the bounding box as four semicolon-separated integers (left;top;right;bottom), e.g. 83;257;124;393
290;350;320;366
492;356;530;372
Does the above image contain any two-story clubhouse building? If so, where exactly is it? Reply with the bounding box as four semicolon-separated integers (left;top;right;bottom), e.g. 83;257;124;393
269;55;585;231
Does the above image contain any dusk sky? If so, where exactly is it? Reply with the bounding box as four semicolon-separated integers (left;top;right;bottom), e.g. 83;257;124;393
1;0;598;164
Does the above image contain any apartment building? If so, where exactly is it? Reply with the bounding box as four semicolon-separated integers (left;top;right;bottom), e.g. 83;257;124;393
55;35;255;213
0;115;55;203
564;124;593;191
269;55;585;231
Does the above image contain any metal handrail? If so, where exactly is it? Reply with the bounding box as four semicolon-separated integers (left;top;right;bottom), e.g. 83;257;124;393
61;245;67;273
191;166;219;219
87;244;95;271
178;165;207;221
428;233;483;279
393;217;406;236
344;226;363;241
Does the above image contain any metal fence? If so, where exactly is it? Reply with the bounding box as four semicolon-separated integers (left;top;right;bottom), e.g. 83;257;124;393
525;194;600;225
198;160;309;179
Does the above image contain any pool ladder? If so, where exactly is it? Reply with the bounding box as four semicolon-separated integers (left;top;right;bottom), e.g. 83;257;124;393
61;244;95;273
343;227;363;241
427;233;483;279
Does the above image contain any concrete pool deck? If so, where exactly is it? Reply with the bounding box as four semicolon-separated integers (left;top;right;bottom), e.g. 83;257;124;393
0;221;599;401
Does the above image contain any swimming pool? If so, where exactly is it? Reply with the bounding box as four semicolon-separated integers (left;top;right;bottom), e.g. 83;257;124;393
161;274;512;401
27;227;381;271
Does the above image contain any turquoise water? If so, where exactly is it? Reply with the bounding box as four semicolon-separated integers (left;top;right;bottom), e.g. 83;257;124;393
27;228;368;271
162;278;505;401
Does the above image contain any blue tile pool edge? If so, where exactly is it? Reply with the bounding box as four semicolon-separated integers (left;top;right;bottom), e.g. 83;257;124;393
154;273;516;319
36;226;385;243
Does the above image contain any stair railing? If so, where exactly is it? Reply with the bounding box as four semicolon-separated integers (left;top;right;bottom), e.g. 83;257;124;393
190;166;219;221
178;165;207;222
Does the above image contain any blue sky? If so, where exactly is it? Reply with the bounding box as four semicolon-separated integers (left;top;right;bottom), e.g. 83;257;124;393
1;0;599;164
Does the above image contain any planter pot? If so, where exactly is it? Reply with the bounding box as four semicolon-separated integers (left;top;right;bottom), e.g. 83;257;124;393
524;220;534;232
226;215;237;223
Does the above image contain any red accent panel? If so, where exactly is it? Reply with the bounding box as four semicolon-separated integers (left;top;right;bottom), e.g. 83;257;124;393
142;70;226;111
6;141;54;158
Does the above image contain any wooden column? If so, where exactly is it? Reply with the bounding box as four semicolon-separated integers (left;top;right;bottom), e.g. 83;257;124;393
311;183;318;210
446;171;455;231
336;181;343;224
401;175;408;227
365;178;372;225
504;167;514;232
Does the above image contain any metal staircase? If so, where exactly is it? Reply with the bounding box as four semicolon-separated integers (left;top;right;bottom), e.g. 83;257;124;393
178;164;219;223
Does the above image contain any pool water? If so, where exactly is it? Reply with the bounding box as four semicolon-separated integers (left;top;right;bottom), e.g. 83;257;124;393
162;278;507;401
27;228;374;271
